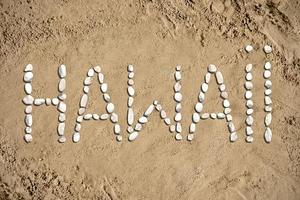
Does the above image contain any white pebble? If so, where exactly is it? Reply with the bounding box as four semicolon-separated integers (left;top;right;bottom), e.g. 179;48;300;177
175;103;182;112
201;113;210;119
87;68;94;77
205;73;211;83
25;127;32;134
195;102;203;113
127;108;134;125
210;113;217;119
246;73;253;81
58;79;66;92
175;133;182;140
176;65;181;71
245;45;253;53
100;83;108;93
264;45;272;54
138;116;148;124
129;131;138;141
84;77;92;85
156;104;162;111
264;62;271;70
174;82;181;92
72;132;80;143
110;113;118;123
174;92;182;102
265;106;272;112
175;71;181;81
59;113;66;122
265;80;272;88
128;86;135;96
217;113;225;119
25;106;32;114
246;109;253;115
24;72;33;82
164;118;171;125
57;123;65;136
208;64;217;73
58;65;66;78
246;116;254;126
114;124;121;135
127;126;134;133
78;108;85;115
45;98;51;106
192;112;200;123
230;132;238;142
175;113;182;122
246;100;253;108
98;73;104;84
160;110;167;119
246;136;253;143
57;102;66;113
116;135;122;142
264;70;271;79
103;93;111;102
265;89;272;96
25;114;33;126
80;94;88;108
34;98;45;106
94;66;101;73
24;83;32;94
245;91;252;99
187;134;194;141
128;64;134;72
223;99;230;108
265;113;272;126
224;108;231;114
221;92;228;99
24;134;33;143
106;103;115;113
144;104;154;117
128;79;134;86
264;96;272;105
215;71;224;84
58;93;67;101
24;64;33;72
58;136;66;143
198;92;205;102
189;123;196;133
100;113;109;120
176;123;182;133
226;114;232;122
245;64;252;72
246;126;253;135
264;127;272;143
135;123;142;131
169;125;176;133
83;114;92;120
92;114;100;120
228;122;235;133
201;83;208;93
128;72;134;79
219;84;226;92
23;95;34;105
244;81;253;90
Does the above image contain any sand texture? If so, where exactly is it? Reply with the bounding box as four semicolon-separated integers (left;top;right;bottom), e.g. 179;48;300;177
0;0;300;199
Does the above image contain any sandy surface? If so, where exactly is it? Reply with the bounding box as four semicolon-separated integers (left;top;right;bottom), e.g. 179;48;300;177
0;0;300;199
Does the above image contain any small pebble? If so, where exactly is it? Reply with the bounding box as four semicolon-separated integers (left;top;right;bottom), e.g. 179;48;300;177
45;98;51;106
57;102;66;113
129;131;138;141
93;113;100;120
265;80;272;88
164;118;171;125
87;68;94;77
217;113;225;119
264;70;271;79
210;113;217;119
58;65;66;78
75;123;81;132
175;103;182;112
219;84;226;92
264;45;272;54
201;83;208;93
265;89;272;96
127;64;134;72
265;106;272;112
246;109;253;115
98;73;104;84
128;97;134;107
144;104;154;117
83;114;92;120
116;135;122;142
265;113;272;126
246;136;253;143
223;99;230;108
57;123;65;136
25;115;33;126
175;133;182;140
101;83;108;93
34;98;45;106
245;64;252;72
174;92;182;102
76;116;83;123
175;113;182;122
59;113;66;122
160;110;167;119
80;94;88;108
127;126;134;133
230;132;238;142
127;86;135;96
246;100;253;108
264;62;271;70
215;71;224;84
205;73;211;83
169;125;175;133
156;104;162;111
208;64;217;73
245;91;252;99
195;102;203;113
24;72;33;82
192;112;200;123
228;122;235;133
246;126;253;135
224;108;231;114
24;64;33;72
94;66;101;73
24;83;32;94
58;136;66;143
138;116;148;124
114;124;121;135
135;123;142;131
103;93;111;102
25;127;32;134
78;108;85;115
176;65;181;71
176;123;182;133
246;73;253;81
84;77;92;85
244;82;253;90
23;95;34;105
128;72;134;79
198;92;205;102
245;45;253;53
175;71;181;81
24;134;33;143
106;103;115;113
58;93;67;101
246;116;254;126
174;82;181;92
264;127;272;143
189;123;196;133
73;132;80;143
264;96;272;105
201;113;210;119
187;134;194;141
128;79;134;86
25;106;32;114
100;113;109;120
226;114;232;122
127;108;134;125
111;113;118;123
220;92;228;99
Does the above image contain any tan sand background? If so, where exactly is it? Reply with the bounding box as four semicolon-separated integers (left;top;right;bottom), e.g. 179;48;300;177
0;0;300;199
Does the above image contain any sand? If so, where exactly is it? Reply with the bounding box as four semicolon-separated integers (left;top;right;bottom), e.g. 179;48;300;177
0;0;300;199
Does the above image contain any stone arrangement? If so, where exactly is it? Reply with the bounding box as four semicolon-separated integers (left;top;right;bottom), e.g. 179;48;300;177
244;64;254;143
127;65;182;141
23;64;67;143
187;64;237;142
263;45;273;143
72;66;122;143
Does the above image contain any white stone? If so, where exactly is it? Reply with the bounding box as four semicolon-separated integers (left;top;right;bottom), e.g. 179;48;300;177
138;116;148;124
78;108;85;115
215;71;224;84
246;116;254;126
164;118;171;125
76;116;83;123
169;125;176;133
128;86;135;96
87;68;94;77
175;133;182;140
58;93;67;101
128;72;134;79
58;65;66;78
94;66;101;73
217;113;225;119
265;80;272;88
246;126;253;135
201;113;210;119
245;45;253;53
223;99;230;108
176;123;182;133
100;113;109;120
83;114;92;120
127;108;134;125
245;91;252;99
24;134;33;143
230;132;238;142
246;100;253;108
92;114;100;120
58;102;66;113
244;81;253;90
45;98;51;105
264;62;271;70
106;103;115;113
114;124;121;135
174;92;182;102
226;114;232;122
265;96;272;105
198;92;205;102
129;131;138;141
128;64;134;72
160;110;167;119
135;123;142;131
84;77;92;85
175;113;182;122
111;113;118;123
264;70;271;79
24;64;33;72
128;97;134;107
175;71;181;81
219;84;226;92
103;93;111;102
73;132;80;143
127;126;134;133
264;45;272;54
265;106;272;112
264;127;272;143
192;112;200;123
156;104;162;111
57;123;65;136
24;72;33;82
23;95;34;105
25;114;33;127
34;98;45;106
24;83;32;94
175;103;182;112
246;109;253;115
189;123;196;133
58;136;66;143
246;136;253;143
58;79;66;92
210;113;217;119
116;135;122;142
228;122;235;133
144;104;154;117
176;65;181;71
174;82;181;92
25;106;32;114
25;127;32;134
187;134;194;141
201;83;208;93
208;64;217;73
80;94;88;108
205;73;211;83
246;73;253;81
245;64;253;72
265;113;272;126
224;108;231;114
221;92;228;99
153;100;158;106
265;89;272;96
58;113;66;122
195;102;203;113
128;79;134;86
101;83;108;93
98;73;104;84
